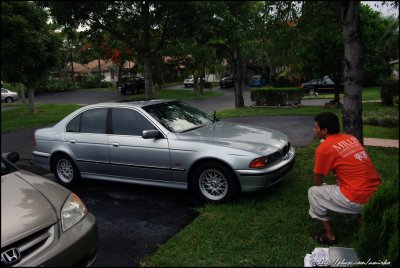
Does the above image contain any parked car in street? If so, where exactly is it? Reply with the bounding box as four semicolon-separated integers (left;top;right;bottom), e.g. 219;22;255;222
117;76;145;95
300;75;344;96
1;88;19;103
1;152;98;267
219;76;235;88
249;75;267;87
183;76;195;87
32;100;295;204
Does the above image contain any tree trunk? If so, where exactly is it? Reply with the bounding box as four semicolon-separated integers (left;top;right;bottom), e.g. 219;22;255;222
232;47;245;108
342;1;363;144
98;58;101;86
20;83;26;103
28;86;37;114
143;56;154;99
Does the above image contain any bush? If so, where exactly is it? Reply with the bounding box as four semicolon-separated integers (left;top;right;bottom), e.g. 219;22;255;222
380;79;399;106
203;81;213;89
250;87;303;106
356;174;399;266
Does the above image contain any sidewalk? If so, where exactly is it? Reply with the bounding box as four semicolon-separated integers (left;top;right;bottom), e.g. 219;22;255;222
364;138;399;148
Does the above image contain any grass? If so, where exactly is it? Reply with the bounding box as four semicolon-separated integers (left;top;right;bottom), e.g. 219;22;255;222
1;103;82;132
140;144;398;267
302;86;381;101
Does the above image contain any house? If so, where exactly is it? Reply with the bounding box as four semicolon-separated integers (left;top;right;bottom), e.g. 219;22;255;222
66;60;138;84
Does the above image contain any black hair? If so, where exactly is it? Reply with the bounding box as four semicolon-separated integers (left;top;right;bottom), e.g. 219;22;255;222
314;112;340;134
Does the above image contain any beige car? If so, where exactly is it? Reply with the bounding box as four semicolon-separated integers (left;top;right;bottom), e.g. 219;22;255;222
1;88;19;103
1;152;98;266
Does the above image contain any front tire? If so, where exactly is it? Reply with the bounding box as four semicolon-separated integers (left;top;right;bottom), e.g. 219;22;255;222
192;162;238;203
52;154;80;187
5;97;13;103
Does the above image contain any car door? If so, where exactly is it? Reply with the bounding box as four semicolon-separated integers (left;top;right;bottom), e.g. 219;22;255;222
108;108;171;182
64;107;111;175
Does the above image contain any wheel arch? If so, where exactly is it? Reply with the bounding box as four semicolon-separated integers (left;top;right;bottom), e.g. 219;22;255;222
187;158;241;193
50;151;78;172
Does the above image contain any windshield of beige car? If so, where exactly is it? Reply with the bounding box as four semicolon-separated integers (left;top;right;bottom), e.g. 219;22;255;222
143;101;214;133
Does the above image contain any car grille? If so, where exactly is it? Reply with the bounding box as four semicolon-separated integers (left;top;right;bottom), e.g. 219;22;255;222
282;142;291;157
266;142;291;166
1;225;54;266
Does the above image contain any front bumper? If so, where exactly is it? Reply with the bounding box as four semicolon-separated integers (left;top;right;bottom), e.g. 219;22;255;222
235;147;295;192
13;213;98;267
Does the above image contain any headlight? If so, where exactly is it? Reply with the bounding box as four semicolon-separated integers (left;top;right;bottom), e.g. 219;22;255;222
61;193;88;232
249;157;267;169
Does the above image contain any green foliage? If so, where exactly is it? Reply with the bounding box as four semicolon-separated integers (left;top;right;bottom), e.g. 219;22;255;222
356;174;399;265
37;80;75;93
393;96;399;107
1;2;62;86
380;78;399;106
77;76;112;89
250;87;303;106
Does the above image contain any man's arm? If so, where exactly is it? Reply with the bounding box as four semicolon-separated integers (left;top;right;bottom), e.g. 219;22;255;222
313;173;325;186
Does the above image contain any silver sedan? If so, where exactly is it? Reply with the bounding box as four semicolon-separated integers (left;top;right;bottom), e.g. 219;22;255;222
33;100;295;203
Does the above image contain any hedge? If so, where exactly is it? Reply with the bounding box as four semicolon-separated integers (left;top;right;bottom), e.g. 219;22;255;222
356;172;399;266
250;87;303;106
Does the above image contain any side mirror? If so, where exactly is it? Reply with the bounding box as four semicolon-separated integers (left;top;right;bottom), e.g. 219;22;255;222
142;129;161;139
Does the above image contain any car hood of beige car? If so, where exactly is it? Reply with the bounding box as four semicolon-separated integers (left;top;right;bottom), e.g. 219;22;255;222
1;171;69;247
175;121;289;155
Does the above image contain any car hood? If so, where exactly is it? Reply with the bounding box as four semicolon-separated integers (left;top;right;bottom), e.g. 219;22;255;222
1;171;66;247
175;121;289;155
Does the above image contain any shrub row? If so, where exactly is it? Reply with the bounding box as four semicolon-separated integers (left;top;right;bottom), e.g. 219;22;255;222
250;87;303;106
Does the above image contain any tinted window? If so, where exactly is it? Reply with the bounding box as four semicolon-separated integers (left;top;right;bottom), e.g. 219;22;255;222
80;108;108;134
66;114;81;132
112;108;155;136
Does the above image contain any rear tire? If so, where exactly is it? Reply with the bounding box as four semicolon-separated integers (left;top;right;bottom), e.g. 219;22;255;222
192;162;239;204
5;97;13;103
52;154;80;187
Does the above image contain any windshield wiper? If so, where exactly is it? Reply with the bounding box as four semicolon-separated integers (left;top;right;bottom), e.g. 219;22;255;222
181;124;206;133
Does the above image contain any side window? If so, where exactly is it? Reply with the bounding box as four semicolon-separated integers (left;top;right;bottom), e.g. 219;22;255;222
66;114;81;132
80;108;108;134
112;108;155;136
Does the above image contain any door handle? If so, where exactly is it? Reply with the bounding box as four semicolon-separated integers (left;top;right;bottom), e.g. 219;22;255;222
68;139;76;143
110;142;120;147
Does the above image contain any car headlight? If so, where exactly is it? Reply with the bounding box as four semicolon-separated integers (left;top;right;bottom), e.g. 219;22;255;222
249;157;267;169
61;193;88;232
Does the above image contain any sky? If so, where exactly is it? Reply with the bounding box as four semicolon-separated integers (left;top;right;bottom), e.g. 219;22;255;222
362;1;399;17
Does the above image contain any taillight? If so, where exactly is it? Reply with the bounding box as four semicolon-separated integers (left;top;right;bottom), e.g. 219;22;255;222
249;157;267;169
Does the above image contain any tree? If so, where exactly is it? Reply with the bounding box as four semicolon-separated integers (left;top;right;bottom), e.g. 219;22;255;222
1;1;61;113
208;1;263;108
360;4;399;86
45;1;198;99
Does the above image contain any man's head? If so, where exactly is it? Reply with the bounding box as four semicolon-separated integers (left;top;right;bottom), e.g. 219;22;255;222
313;112;340;139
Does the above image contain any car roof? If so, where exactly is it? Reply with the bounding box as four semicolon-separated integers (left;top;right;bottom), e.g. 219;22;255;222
85;99;176;109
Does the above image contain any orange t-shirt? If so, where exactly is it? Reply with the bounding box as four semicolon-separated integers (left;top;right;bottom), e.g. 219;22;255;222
313;134;381;204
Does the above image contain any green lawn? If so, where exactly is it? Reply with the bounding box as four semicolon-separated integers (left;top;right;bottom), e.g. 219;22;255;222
140;145;398;267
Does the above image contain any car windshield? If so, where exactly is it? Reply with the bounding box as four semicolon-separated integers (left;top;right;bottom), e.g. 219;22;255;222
143;101;213;133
